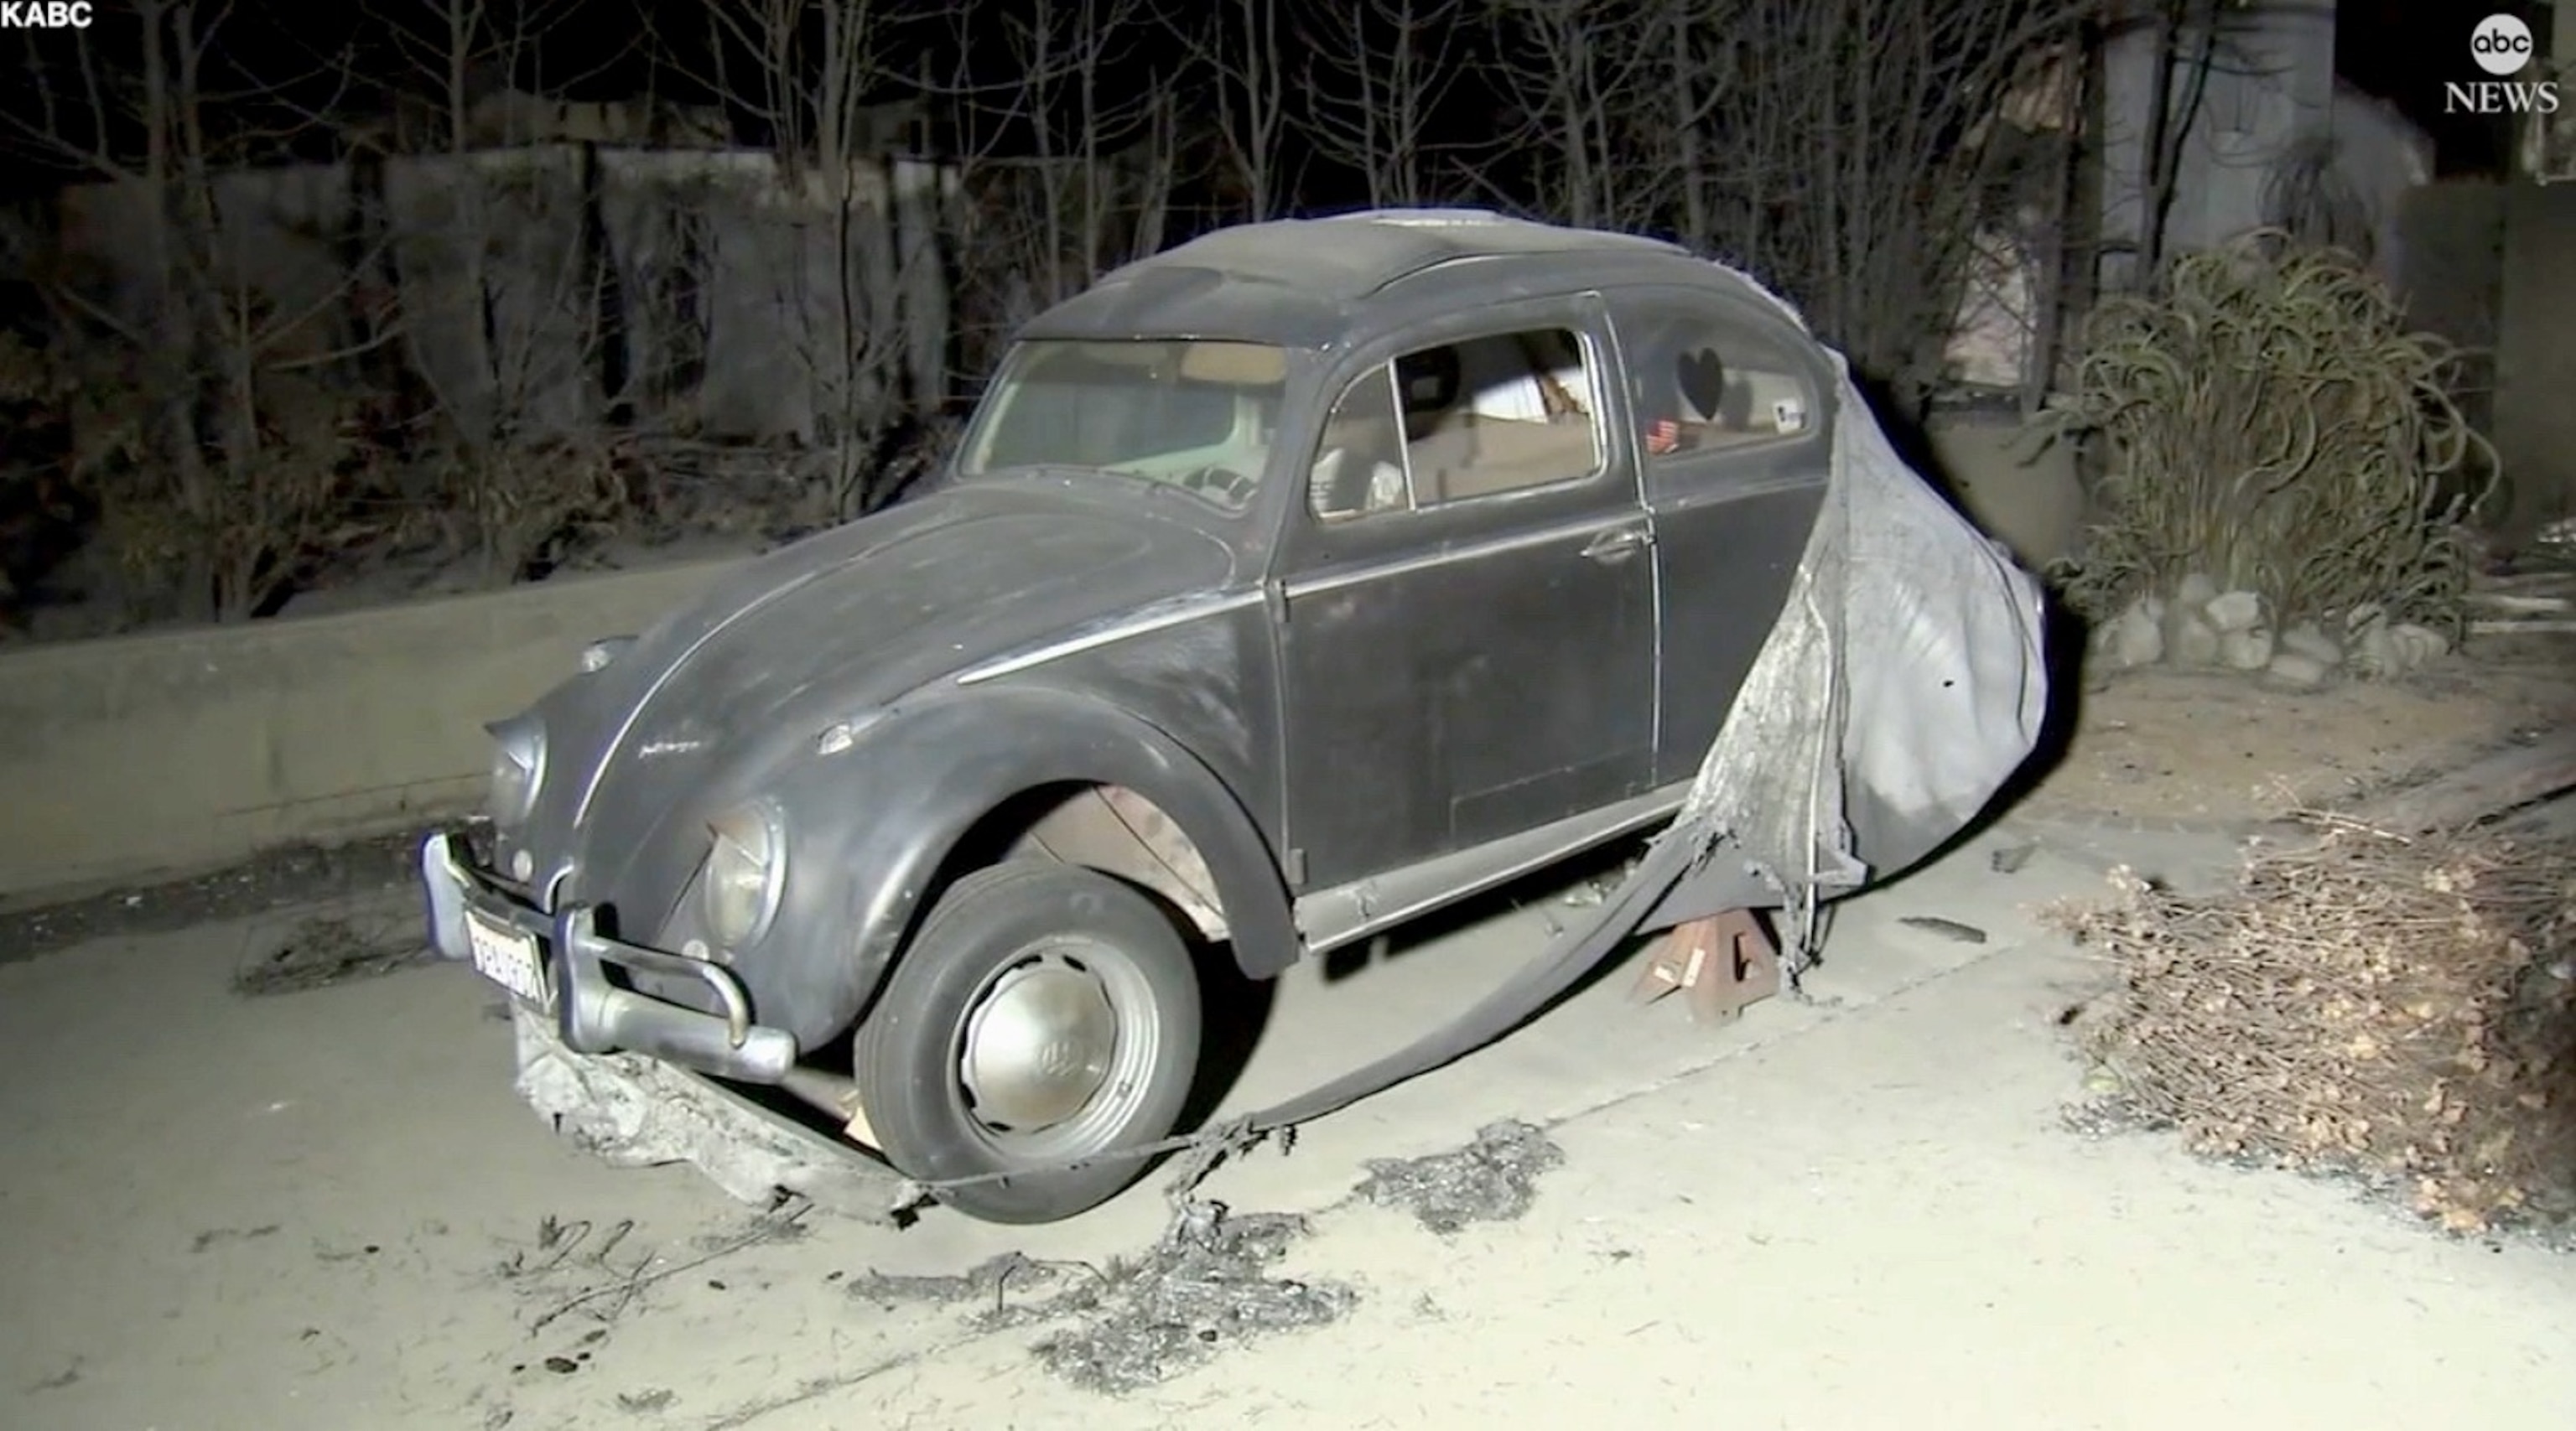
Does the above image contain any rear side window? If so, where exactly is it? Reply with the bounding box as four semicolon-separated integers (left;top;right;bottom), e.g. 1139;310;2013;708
1307;326;1604;522
1617;303;1815;463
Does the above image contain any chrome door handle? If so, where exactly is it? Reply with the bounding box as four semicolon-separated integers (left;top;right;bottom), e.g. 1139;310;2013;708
1581;526;1652;563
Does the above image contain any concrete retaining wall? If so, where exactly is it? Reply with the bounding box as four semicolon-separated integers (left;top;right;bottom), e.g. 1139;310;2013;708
0;559;738;902
1924;413;2090;572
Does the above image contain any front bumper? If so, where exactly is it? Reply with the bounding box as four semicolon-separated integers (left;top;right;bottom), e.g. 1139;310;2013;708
418;831;799;1083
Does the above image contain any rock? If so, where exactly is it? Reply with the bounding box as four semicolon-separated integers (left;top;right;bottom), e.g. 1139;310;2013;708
2218;625;2276;671
2164;604;2222;667
2205;589;2265;634
2097;596;2164;669
2174;572;2220;611
2350;618;2403;679
2350;618;2453;679
2391;621;2451;666
2278;621;2344;666
2263;650;2335;689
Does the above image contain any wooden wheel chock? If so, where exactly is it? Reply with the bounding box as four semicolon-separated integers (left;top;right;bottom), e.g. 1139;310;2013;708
1630;907;1781;1024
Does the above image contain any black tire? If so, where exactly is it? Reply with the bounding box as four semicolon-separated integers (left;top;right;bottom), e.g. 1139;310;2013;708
854;860;1204;1224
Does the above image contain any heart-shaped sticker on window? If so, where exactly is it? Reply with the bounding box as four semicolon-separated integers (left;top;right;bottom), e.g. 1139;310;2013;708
1675;347;1727;421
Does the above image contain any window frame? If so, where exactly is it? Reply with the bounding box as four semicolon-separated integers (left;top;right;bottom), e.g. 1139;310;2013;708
1301;317;1618;529
1609;289;1831;481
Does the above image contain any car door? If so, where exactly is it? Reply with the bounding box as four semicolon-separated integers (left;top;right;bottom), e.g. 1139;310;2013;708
1605;286;1838;786
1274;298;1659;893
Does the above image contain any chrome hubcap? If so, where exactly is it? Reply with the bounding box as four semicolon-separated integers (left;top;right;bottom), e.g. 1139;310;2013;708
958;949;1128;1134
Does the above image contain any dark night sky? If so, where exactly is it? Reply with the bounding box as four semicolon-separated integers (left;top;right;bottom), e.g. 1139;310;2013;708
2;1;2548;195
0;0;1436;205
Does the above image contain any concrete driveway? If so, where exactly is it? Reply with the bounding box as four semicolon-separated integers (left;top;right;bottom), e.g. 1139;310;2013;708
2;814;2569;1431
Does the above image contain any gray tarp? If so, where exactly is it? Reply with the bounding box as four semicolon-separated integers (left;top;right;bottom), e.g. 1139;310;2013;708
511;271;2051;1210
1648;350;2052;952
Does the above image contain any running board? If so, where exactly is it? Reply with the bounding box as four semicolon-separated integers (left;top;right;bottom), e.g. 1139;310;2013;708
1292;781;1689;957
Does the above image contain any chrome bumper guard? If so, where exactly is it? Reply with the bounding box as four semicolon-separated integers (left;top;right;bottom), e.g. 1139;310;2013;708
418;831;799;1084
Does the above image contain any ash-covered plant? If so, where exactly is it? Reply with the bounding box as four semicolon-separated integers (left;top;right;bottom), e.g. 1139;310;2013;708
65;314;387;626
2049;824;2576;1234
2049;230;2496;636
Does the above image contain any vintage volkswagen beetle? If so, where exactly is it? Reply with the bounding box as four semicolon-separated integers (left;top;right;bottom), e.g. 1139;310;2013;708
419;210;1858;1223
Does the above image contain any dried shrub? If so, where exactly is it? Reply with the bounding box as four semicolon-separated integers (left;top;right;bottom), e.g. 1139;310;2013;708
94;369;388;623
2049;824;2576;1233
0;329;48;402
18;279;406;625
0;331;85;620
2049;230;2496;636
416;438;641;583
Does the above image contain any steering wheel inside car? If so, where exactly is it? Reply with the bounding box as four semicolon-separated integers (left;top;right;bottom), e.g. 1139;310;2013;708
1174;465;1257;508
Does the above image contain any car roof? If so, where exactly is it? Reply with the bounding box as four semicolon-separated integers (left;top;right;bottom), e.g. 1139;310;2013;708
1016;210;1775;351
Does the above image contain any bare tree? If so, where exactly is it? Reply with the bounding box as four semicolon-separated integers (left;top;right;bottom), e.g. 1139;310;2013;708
1667;0;2095;414
951;0;1160;307
920;0;1181;377
1659;0;1712;250
1170;0;1293;221
1471;0;1670;231
2111;0;2278;293
2126;0;2214;288
1;0;402;621
1295;0;1468;209
698;0;927;521
367;0;639;578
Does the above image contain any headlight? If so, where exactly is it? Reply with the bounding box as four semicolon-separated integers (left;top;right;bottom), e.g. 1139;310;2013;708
485;714;546;827
704;802;787;950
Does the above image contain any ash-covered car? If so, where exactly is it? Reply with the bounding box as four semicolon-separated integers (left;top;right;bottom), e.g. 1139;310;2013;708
421;210;1977;1224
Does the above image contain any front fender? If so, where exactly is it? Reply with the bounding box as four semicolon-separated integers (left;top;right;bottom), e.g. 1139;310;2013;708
759;685;1298;1049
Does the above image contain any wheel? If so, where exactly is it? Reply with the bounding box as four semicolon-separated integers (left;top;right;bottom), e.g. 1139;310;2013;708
854;861;1204;1224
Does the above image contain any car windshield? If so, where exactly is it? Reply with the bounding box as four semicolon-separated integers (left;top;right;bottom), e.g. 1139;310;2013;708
955;339;1289;513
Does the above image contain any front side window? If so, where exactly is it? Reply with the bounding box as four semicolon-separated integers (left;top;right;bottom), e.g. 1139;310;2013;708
1307;325;1604;523
1308;365;1410;522
958;339;1289;512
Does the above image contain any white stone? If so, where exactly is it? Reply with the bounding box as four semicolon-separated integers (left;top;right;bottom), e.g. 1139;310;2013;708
2205;589;2265;634
2098;597;2165;669
2165;605;2222;667
2263;650;2335;688
2350;619;2403;679
2219;625;2276;671
2391;621;2452;666
2278;622;2344;666
2174;572;2220;611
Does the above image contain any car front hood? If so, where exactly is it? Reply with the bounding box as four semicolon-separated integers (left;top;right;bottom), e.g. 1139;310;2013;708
524;480;1240;905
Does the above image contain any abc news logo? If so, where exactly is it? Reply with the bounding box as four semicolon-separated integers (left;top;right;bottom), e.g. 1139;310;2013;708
2448;13;2563;115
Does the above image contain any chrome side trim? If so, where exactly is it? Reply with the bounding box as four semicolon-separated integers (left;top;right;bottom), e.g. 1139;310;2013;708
1282;511;1652;599
1293;780;1689;955
953;591;1265;687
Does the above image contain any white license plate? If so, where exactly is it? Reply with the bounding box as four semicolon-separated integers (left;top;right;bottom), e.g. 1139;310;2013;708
466;910;549;1008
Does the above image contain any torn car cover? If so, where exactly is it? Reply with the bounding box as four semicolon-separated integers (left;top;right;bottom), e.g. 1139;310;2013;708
1239;310;2049;1132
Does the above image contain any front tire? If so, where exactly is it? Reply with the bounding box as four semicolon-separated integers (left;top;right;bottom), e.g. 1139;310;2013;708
854;861;1204;1224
